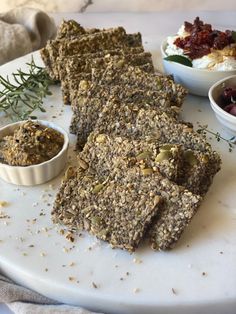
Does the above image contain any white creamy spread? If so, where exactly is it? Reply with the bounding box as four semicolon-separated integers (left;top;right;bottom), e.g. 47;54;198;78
165;25;236;71
192;55;236;70
177;24;189;38
213;57;236;70
165;36;184;56
165;25;187;56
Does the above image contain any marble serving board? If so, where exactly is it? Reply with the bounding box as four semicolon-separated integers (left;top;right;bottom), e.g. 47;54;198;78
0;21;236;314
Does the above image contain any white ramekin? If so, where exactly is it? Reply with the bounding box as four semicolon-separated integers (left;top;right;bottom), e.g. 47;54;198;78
0;120;69;186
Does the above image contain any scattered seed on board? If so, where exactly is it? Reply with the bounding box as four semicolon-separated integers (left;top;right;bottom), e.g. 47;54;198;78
0;201;8;207
133;288;140;293
172;288;177;295
92;282;98;289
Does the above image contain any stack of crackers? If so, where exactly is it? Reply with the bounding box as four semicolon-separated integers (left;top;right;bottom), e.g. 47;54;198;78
41;20;221;252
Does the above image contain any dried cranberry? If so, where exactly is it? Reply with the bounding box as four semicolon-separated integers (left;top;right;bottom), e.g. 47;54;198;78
213;31;230;50
224;104;236;116
221;87;236;105
184;21;193;33
174;17;234;60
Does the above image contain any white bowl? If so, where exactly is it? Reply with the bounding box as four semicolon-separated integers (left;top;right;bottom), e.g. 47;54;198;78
161;39;236;97
208;75;236;136
0;120;69;186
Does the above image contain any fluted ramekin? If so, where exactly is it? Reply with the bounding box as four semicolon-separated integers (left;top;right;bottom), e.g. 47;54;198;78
0;120;69;186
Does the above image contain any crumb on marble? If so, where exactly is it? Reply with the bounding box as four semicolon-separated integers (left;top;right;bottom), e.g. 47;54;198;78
65;232;75;242
92;282;98;289
133;288;140;293
0;210;10;219
133;258;143;264
0;201;9;208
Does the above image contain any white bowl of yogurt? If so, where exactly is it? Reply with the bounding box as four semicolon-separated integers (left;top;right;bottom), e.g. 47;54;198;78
161;17;236;97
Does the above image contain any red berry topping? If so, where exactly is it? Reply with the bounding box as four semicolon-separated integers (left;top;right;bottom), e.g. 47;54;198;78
222;87;236;105
224;104;236;116
174;17;234;59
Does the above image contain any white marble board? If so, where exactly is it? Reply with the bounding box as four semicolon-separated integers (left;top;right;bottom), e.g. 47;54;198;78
0;13;236;314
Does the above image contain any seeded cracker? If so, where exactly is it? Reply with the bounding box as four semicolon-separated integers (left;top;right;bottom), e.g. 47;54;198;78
62;72;91;105
71;80;174;109
41;27;143;80
41;26;125;77
95;104;208;151
56;20;97;40
149;183;201;251
79;132;184;182
135;109;217;155
55;19;139;42
58;29;142;58
52;166;162;252
179;150;221;195
92;63;187;107
62;52;154;104
57;46;144;81
69;86;178;137
67;63;152;104
78;133;203;249
93;104;221;195
52;156;202;251
70;63;182;142
72;98;175;147
52;162;202;251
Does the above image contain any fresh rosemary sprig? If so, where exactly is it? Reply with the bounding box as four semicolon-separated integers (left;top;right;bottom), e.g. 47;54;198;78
197;124;235;152
0;57;55;120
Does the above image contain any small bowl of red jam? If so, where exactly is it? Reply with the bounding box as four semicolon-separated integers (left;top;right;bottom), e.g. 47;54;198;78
209;75;236;135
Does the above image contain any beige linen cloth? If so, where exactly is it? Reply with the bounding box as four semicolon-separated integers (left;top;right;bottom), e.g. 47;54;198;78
0;7;56;65
0;7;102;314
0;275;101;314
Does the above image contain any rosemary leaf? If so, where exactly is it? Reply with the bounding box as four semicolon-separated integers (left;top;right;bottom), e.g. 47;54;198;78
0;57;56;120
